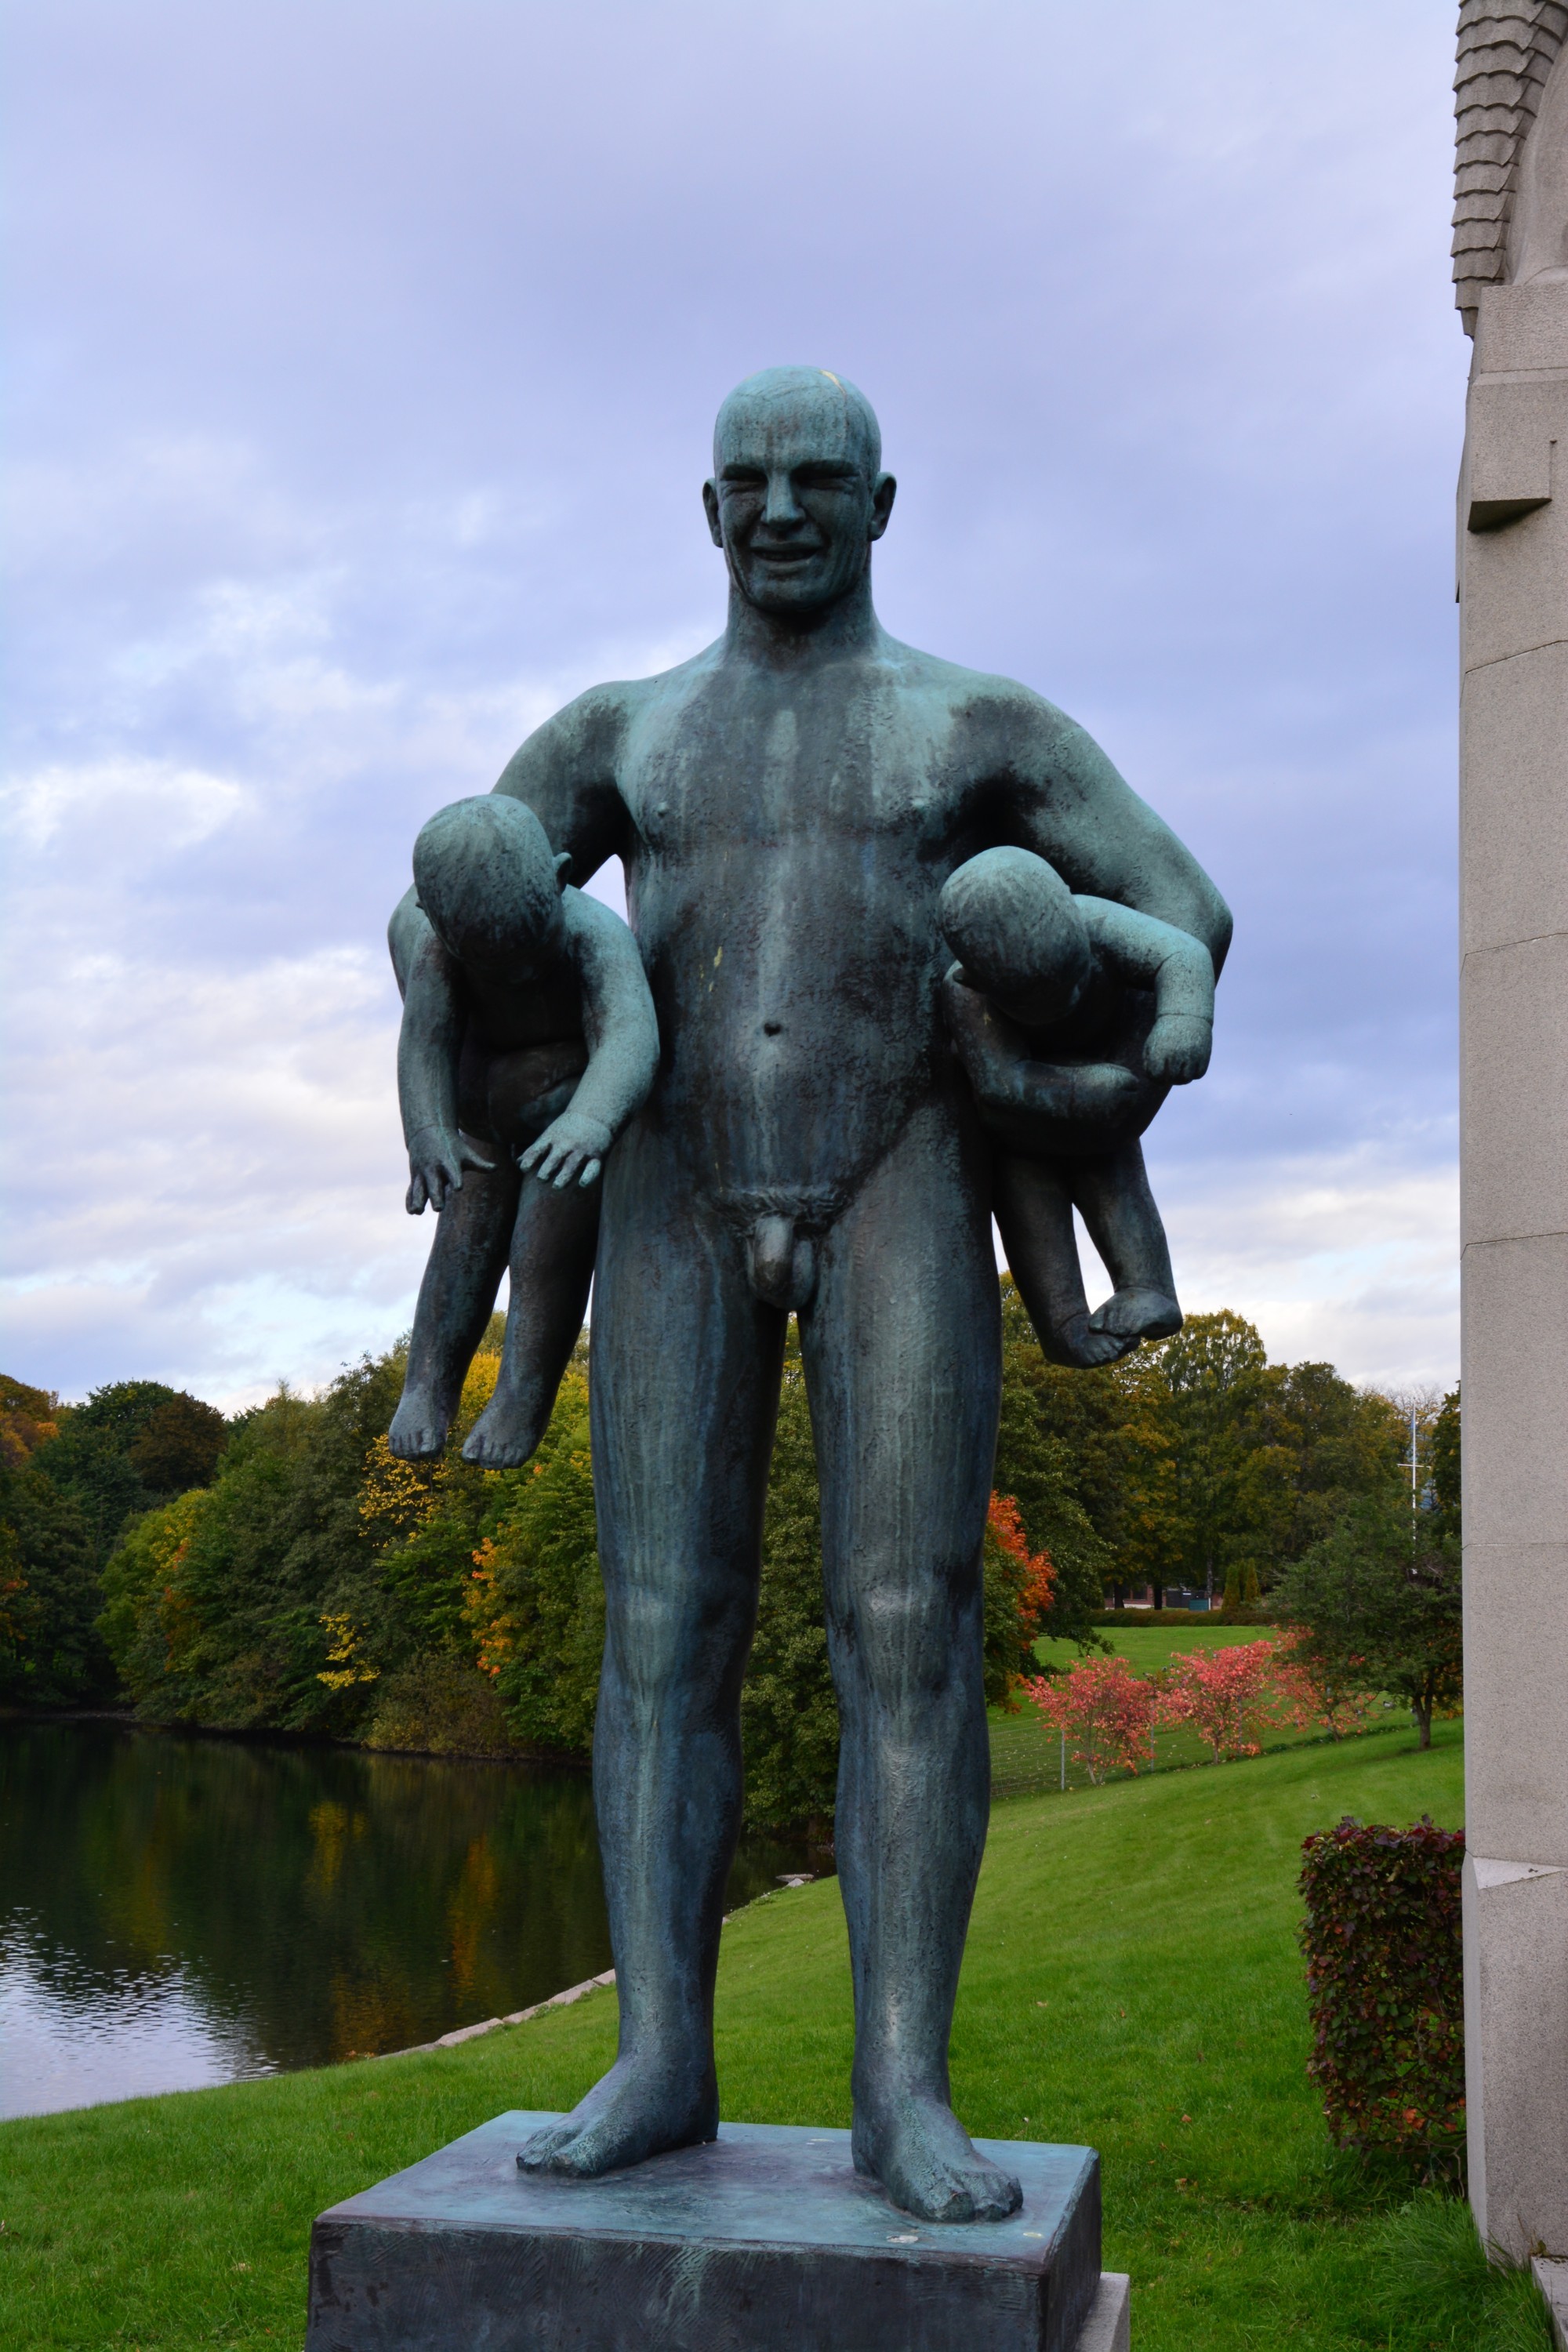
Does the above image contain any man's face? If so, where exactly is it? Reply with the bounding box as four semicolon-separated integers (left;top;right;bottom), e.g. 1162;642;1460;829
703;390;894;616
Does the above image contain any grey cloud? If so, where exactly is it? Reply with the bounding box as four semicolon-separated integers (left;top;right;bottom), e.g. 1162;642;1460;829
2;0;1464;1396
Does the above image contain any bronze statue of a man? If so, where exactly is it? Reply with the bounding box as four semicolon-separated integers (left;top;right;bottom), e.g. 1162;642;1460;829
436;367;1229;2221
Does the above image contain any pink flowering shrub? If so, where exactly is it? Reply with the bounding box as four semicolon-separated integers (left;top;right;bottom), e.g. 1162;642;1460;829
1158;1638;1300;1761
1022;1657;1157;1782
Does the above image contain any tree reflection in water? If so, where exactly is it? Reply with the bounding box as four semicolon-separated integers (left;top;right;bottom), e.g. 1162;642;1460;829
0;1721;814;2116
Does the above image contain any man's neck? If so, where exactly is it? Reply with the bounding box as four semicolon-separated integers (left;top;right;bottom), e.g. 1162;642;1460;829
722;575;882;667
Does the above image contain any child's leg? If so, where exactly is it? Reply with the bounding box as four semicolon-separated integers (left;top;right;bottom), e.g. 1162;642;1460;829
389;1156;520;1459
1067;1142;1182;1344
463;1173;600;1467
993;1153;1136;1368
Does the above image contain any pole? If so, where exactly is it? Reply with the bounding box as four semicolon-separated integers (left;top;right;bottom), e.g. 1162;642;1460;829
1059;1728;1065;1793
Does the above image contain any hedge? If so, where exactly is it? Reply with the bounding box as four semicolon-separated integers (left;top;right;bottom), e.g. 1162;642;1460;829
1298;1814;1465;2151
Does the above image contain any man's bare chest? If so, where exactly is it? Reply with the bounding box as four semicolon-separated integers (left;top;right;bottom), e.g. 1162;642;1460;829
621;688;962;862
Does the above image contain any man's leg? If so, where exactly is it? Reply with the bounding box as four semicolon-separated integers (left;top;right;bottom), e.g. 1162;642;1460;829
520;1123;785;2176
464;1173;599;1467
801;1102;1022;2223
388;1152;519;1460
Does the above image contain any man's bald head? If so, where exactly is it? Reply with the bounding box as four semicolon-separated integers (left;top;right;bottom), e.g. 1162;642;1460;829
704;367;895;622
713;367;882;479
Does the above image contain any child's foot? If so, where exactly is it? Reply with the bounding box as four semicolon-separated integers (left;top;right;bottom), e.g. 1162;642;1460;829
463;1385;549;1468
387;1388;449;1460
1087;1287;1182;1343
1047;1310;1138;1368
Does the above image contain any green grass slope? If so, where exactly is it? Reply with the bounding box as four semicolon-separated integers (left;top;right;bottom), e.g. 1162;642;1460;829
0;1721;1549;2350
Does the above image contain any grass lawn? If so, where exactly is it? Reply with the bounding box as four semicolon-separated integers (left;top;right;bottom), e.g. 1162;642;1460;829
1038;1621;1270;1675
0;1719;1551;2350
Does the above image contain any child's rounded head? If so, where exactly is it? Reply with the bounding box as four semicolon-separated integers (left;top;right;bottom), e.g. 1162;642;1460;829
413;795;564;971
939;847;1091;1027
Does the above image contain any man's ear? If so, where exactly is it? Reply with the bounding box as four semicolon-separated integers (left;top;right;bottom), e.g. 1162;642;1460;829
554;851;573;885
869;472;897;543
702;478;724;549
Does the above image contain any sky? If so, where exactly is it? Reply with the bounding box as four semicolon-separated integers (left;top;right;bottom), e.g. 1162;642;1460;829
2;0;1468;1410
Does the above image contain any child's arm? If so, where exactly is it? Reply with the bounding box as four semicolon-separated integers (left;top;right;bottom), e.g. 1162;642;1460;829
519;893;659;1189
1077;898;1215;1083
393;903;495;1213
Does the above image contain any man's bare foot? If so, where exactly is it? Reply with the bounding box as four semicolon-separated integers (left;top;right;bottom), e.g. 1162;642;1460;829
517;2053;718;2180
852;2089;1022;2223
463;1385;549;1468
1047;1310;1138;1369
1087;1286;1181;1343
387;1388;449;1461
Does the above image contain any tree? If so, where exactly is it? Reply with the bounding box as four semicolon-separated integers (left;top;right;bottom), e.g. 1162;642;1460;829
0;1457;103;1704
1157;1638;1299;1761
982;1494;1054;1705
128;1393;229;1494
739;1332;840;1832
1270;1494;1462;1749
466;1363;604;1759
1022;1657;1156;1782
994;1278;1114;1641
0;1375;60;1468
1429;1385;1460;1542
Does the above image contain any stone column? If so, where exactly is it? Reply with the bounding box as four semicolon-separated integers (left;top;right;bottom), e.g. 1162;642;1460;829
1458;274;1568;2263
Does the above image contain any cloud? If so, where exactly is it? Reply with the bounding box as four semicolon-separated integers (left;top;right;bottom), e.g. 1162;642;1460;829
2;0;1464;1399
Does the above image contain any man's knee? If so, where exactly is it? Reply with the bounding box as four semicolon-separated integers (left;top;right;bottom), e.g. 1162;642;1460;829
604;1573;754;1710
829;1564;982;1705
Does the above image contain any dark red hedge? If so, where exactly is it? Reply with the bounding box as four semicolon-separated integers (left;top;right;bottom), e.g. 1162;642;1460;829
1298;1815;1465;2150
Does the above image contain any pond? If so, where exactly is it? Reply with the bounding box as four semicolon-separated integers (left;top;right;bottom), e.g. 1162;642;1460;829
0;1719;817;2121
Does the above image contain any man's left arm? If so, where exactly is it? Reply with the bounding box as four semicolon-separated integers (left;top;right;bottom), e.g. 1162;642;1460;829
995;694;1233;976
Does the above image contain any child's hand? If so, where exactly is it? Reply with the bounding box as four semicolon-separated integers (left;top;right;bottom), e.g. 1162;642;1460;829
521;1110;614;1190
1144;1014;1212;1085
406;1124;494;1214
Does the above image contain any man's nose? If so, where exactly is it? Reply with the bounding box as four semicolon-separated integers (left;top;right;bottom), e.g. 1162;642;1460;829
760;470;805;530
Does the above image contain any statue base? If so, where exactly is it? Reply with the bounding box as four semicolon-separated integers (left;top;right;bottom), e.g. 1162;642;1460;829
305;2111;1125;2351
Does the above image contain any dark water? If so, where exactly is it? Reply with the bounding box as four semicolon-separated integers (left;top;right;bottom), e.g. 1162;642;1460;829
0;1719;814;2120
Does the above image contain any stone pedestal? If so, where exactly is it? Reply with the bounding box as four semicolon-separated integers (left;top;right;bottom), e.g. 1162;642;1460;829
304;2111;1127;2351
1459;278;1568;2262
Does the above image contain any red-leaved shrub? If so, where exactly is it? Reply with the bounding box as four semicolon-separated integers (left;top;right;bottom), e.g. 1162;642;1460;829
1022;1657;1156;1782
1158;1638;1299;1761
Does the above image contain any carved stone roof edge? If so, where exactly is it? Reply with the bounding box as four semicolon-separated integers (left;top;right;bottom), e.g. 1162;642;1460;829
1454;2;1568;330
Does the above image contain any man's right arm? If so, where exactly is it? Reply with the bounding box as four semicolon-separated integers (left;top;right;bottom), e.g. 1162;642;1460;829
490;684;635;884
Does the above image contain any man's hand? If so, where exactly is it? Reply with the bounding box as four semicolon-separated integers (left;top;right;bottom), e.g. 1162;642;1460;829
406;1124;494;1214
521;1110;614;1190
1144;1014;1212;1086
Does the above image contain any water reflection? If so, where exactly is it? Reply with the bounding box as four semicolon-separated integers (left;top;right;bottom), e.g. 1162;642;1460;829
0;1720;815;2119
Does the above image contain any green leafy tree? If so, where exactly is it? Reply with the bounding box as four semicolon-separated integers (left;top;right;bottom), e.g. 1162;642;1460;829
994;1279;1113;1642
466;1365;604;1758
0;1457;103;1703
1271;1493;1462;1749
33;1381;183;1562
128;1392;229;1494
1430;1385;1461;1542
739;1334;840;1832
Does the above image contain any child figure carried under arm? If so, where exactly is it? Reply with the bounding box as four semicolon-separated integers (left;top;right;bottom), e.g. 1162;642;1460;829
387;794;658;1466
940;845;1215;1368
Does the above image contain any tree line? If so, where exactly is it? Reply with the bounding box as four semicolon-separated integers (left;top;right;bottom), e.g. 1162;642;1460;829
0;1289;1458;1828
